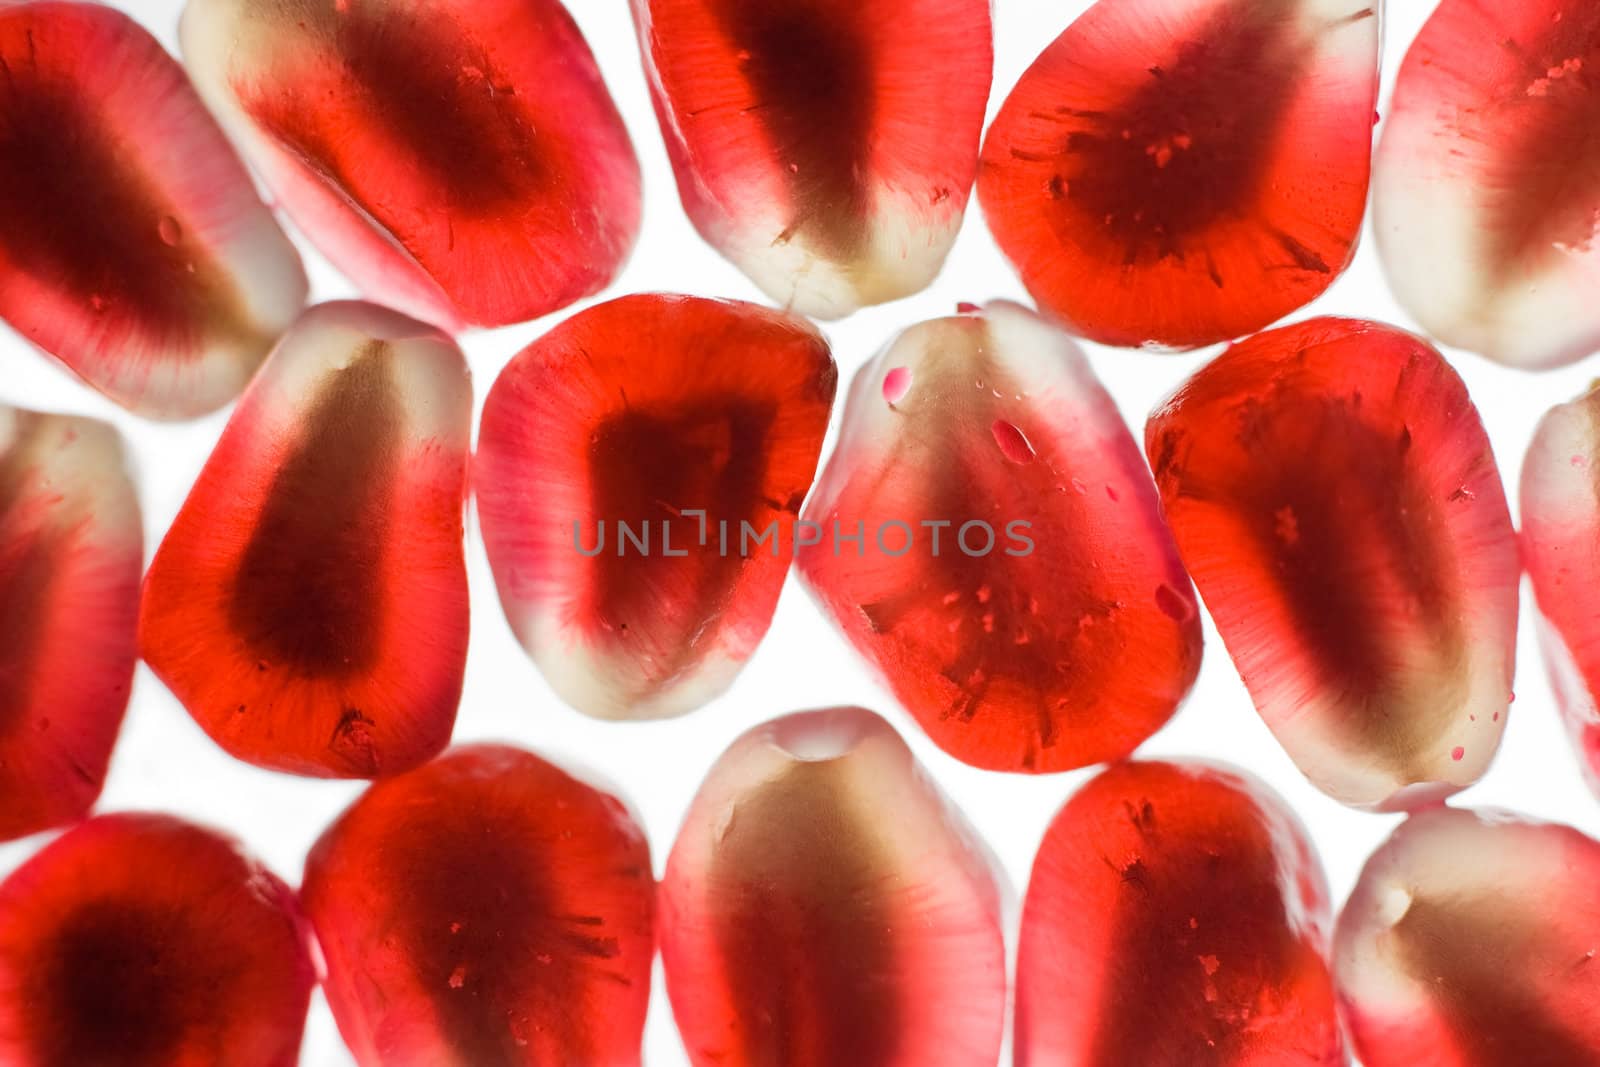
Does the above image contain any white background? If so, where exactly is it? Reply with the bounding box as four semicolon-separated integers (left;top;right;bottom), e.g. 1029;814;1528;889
2;2;1594;1064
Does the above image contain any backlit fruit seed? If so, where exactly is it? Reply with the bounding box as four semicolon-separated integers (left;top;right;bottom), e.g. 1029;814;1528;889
1017;760;1345;1067
140;301;472;779
0;0;306;418
1146;317;1520;811
978;0;1378;349
631;0;993;319
800;301;1201;773
476;293;837;722
0;813;316;1067
181;0;640;329
660;707;1007;1067
303;744;656;1067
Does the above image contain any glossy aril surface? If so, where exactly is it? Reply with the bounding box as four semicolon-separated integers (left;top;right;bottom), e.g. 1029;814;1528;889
477;293;836;721
1147;318;1520;810
978;0;1378;349
0;0;306;418
1377;0;1600;369
303;744;656;1067
800;302;1201;773
1335;807;1600;1066
0;813;315;1067
1522;385;1600;798
182;0;640;329
631;0;992;320
141;301;472;778
0;405;140;841
661;707;1006;1067
1017;760;1344;1067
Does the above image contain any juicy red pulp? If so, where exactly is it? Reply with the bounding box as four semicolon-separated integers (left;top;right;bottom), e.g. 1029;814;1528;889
587;399;778;644
713;3;876;254
227;345;401;676
243;9;547;217
705;764;901;1063
0;46;214;349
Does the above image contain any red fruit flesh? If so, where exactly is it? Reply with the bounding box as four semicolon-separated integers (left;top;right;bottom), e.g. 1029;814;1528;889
799;302;1201;773
182;0;639;329
1017;761;1344;1067
978;0;1378;349
0;406;140;841
1377;0;1600;369
0;1;306;418
140;301;472;778
631;0;992;319
0;813;315;1067
661;707;1006;1067
1521;385;1600;797
476;293;836;721
302;744;655;1067
1147;318;1520;810
1335;807;1600;1066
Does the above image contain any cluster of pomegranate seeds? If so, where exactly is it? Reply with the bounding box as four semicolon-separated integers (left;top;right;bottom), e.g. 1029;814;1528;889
632;0;993;319
1017;761;1344;1066
0;406;140;842
660;707;1006;1067
1147;318;1521;810
1377;0;1600;370
181;0;640;329
13;0;1600;1063
800;302;1201;773
0;813;315;1067
140;301;472;778
0;1;306;418
1335;808;1600;1065
303;744;656;1067
476;293;836;721
1522;385;1600;799
978;0;1379;349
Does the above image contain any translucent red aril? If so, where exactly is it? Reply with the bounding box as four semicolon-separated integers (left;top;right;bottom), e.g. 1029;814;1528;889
1147;318;1520;810
631;0;992;320
476;293;836;721
302;744;655;1067
0;407;140;842
0;813;315;1067
1017;761;1344;1067
181;0;639;329
1335;807;1600;1066
799;302;1201;774
140;301;472;778
978;0;1378;349
660;707;1005;1067
0;1;306;418
1376;0;1600;369
1521;385;1600;796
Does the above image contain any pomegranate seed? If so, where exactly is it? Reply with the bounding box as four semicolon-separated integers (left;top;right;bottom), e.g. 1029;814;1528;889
660;707;1005;1067
181;0;640;329
1377;0;1600;369
0;2;306;418
1521;385;1600;797
0;813;315;1067
0;407;139;841
799;302;1201;773
630;0;993;319
1147;318;1520;810
476;293;836;721
140;301;472;778
1018;761;1344;1066
1335;807;1600;1065
978;0;1378;349
302;744;655;1067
